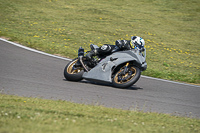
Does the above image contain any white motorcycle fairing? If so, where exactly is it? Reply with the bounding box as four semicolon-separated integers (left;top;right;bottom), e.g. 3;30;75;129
82;49;147;83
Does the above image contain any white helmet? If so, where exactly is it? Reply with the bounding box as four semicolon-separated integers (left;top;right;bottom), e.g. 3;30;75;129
131;36;145;49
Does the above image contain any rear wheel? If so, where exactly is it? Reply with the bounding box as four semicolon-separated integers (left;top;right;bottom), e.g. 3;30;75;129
112;65;141;88
64;58;84;81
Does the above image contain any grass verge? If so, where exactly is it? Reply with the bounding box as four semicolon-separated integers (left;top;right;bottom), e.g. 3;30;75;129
0;94;199;133
0;0;199;84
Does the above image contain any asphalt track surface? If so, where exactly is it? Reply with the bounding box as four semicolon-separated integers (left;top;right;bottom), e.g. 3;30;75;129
0;38;200;118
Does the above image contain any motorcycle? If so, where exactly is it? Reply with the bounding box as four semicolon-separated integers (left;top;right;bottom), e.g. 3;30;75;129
64;44;147;88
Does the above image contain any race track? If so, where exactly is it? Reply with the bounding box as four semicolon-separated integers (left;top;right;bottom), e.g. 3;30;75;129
0;38;199;118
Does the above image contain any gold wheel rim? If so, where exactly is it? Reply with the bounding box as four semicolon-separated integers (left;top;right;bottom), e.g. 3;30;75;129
67;59;82;74
114;67;136;84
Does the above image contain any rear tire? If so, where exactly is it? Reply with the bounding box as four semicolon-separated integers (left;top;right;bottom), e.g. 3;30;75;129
64;58;84;81
112;65;141;88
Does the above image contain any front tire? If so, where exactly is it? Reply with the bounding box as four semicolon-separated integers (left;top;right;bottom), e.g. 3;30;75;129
112;65;141;88
64;58;84;81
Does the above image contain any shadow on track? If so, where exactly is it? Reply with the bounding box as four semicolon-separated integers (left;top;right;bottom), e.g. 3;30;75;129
63;79;143;90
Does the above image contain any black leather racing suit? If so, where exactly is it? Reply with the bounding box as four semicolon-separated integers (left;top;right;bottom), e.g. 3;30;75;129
86;40;132;60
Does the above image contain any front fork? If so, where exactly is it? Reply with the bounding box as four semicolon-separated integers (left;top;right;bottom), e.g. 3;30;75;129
125;62;130;67
122;62;130;75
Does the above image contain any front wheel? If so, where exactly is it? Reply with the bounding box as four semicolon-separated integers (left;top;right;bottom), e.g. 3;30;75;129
64;58;84;81
112;65;141;88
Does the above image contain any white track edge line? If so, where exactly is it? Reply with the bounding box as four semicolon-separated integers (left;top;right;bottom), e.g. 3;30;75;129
1;38;199;88
0;38;71;61
141;75;199;87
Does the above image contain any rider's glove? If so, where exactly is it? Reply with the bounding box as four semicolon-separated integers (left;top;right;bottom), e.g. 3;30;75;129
85;50;95;60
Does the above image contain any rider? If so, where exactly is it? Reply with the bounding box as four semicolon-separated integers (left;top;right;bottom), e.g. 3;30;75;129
86;36;145;60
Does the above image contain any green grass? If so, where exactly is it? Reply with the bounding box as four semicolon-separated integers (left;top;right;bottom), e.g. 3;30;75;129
0;0;199;84
0;94;199;133
0;1;199;132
